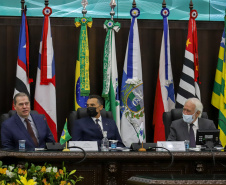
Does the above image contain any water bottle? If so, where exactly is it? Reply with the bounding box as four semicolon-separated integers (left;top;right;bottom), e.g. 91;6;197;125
101;131;109;151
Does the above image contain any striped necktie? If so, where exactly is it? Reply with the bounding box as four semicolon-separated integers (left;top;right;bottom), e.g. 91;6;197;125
95;119;102;132
24;118;38;147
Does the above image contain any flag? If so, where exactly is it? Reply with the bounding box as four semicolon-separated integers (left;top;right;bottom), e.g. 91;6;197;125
176;10;201;108
74;17;92;110
13;10;33;102
60;119;72;145
211;27;226;147
102;20;121;131
75;60;88;110
34;7;57;141
120;7;145;147
153;8;175;142
138;122;145;143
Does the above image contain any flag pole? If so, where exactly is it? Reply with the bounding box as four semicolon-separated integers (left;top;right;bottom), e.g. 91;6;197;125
21;0;25;15
63;142;70;152
81;0;88;17
189;0;193;11
110;0;116;20
132;0;136;8
162;0;166;8
45;0;49;7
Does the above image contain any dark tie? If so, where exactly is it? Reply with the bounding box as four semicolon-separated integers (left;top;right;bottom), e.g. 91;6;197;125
189;124;196;147
95;119;102;132
24;118;38;147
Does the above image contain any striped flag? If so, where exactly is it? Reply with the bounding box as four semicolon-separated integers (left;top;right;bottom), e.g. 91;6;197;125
211;27;226;147
74;17;92;110
176;10;201;108
153;8;175;142
102;20;121;132
34;7;57;141
120;7;145;147
13;10;33;102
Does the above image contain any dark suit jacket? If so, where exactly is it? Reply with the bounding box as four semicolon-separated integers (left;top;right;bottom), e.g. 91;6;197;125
167;118;216;141
71;117;125;147
1;113;55;150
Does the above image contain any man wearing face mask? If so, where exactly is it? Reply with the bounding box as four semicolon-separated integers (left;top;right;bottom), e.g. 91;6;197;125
167;98;216;147
71;95;125;148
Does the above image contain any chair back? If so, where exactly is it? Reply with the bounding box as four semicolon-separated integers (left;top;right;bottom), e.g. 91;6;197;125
163;108;208;140
67;108;113;134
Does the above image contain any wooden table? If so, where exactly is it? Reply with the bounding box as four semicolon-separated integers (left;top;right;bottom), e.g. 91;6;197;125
1;150;226;185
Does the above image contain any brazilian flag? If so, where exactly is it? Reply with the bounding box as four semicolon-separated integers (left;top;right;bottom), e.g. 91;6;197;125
60;119;72;145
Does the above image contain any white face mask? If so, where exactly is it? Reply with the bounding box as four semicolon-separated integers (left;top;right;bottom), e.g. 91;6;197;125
182;112;196;123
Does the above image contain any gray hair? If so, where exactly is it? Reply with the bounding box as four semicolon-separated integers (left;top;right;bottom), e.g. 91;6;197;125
185;98;203;118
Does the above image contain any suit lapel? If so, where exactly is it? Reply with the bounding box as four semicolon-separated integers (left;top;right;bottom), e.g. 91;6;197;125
102;117;110;133
14;114;33;143
182;121;189;139
31;114;41;137
89;117;103;136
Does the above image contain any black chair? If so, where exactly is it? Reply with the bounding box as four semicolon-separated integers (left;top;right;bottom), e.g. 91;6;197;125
163;108;208;140
67;108;113;135
0;110;39;147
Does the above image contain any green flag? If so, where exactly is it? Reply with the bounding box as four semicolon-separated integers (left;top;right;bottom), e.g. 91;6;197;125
211;11;226;147
60;119;72;145
74;17;92;96
102;20;121;132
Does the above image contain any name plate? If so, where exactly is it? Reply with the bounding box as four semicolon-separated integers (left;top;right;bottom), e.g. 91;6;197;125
157;141;185;151
69;141;98;152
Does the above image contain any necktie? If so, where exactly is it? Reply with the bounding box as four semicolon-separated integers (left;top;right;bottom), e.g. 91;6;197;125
24;118;38;147
95;119;102;132
189;123;196;148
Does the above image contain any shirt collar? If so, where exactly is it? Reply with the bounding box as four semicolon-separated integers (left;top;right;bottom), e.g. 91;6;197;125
188;117;198;127
17;114;32;123
92;115;102;122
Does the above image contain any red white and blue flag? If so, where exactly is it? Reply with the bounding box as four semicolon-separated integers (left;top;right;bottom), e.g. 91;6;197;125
34;7;57;141
13;10;33;102
153;8;175;142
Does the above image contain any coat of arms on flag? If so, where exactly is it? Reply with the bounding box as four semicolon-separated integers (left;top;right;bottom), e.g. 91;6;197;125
120;6;145;147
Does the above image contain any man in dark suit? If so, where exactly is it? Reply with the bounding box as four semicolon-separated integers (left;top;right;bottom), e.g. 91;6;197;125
1;92;55;150
167;98;216;144
71;95;124;147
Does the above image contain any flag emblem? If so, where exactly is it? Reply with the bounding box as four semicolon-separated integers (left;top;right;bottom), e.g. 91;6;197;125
130;8;140;17
124;84;144;113
190;10;198;19
61;130;65;139
107;21;113;28
161;8;169;17
82;18;87;23
43;7;52;16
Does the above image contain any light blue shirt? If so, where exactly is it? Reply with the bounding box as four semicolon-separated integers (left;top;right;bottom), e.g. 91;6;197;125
18;114;39;143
